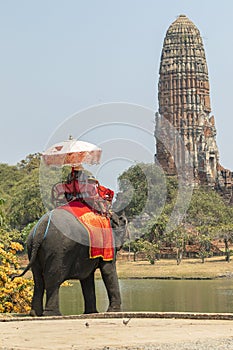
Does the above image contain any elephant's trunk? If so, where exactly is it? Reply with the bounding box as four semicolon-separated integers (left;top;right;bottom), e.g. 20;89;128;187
111;213;128;250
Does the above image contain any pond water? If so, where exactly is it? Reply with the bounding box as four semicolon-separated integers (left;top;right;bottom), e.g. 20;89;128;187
60;278;233;315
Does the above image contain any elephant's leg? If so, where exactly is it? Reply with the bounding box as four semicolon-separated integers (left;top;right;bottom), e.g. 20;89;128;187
99;260;121;312
43;284;61;316
80;272;98;314
30;266;45;317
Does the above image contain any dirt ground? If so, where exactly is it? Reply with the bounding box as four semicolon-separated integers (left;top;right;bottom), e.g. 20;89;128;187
1;314;233;350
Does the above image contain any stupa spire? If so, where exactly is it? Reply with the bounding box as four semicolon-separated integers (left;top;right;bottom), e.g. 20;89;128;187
155;14;221;186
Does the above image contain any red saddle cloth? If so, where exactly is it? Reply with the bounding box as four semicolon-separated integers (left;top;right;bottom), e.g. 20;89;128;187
59;201;114;261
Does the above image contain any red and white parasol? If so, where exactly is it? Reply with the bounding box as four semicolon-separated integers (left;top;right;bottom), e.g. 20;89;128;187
42;139;102;167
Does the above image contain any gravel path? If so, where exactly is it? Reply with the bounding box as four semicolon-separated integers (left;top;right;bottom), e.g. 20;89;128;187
96;339;233;350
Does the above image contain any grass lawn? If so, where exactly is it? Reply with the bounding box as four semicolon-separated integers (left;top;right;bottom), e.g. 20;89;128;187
110;256;233;280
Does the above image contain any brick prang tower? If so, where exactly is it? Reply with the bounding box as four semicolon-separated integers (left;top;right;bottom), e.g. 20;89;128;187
155;14;228;187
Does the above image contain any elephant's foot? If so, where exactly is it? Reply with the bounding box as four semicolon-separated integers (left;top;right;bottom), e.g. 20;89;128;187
30;309;43;317
107;304;121;312
84;309;98;314
43;309;62;316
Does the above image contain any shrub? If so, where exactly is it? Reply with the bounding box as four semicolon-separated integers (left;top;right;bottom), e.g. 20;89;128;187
0;242;33;313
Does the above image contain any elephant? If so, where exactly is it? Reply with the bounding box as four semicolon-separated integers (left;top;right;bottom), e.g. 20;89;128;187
12;208;127;316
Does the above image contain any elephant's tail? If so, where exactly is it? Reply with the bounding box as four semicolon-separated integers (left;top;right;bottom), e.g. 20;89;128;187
10;243;41;280
10;259;35;280
11;212;52;281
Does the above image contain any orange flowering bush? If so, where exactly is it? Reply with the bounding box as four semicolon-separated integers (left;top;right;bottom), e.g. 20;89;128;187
0;242;33;313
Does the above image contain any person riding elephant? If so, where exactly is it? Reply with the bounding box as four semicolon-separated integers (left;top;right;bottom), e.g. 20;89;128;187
66;164;93;184
65;164;94;201
65;164;113;215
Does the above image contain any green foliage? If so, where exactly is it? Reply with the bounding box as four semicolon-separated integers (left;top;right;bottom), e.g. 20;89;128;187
17;153;41;173
39;163;70;210
115;163;148;217
8;168;45;229
115;162;233;263
196;233;213;263
0;228;23;248
165;227;185;249
0;154;46;231
0;164;24;197
139;239;159;264
20;222;37;244
143;213;169;242
187;187;232;229
123;239;141;254
115;162;168;218
123;239;143;261
124;238;159;264
0;197;6;227
187;187;233;262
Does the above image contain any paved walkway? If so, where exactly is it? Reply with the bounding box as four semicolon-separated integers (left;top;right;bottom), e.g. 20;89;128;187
1;313;233;349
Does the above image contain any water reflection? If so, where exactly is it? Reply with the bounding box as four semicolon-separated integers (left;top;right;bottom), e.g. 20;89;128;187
60;279;233;315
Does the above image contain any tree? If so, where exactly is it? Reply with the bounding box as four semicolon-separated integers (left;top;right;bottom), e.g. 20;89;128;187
114;163;167;219
0;154;45;230
17;153;41;173
39;163;70;210
0;197;26;248
187;187;233;262
141;212;169;260
0;153;75;231
0;163;24;196
213;221;233;262
116;165;233;262
123;239;143;262
196;232;213;263
165;224;189;265
8;168;45;229
187;187;228;228
139;239;159;265
0;197;6;227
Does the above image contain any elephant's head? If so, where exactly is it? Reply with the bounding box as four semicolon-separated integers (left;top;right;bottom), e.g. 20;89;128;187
110;212;128;250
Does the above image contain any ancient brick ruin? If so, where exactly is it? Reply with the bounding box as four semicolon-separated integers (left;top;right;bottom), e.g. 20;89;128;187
155;14;233;193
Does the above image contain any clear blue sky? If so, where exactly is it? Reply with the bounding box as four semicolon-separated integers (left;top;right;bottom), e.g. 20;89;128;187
1;0;233;172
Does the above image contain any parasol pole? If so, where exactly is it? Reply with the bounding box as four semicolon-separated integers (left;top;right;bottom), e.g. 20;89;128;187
71;166;77;197
69;135;76;197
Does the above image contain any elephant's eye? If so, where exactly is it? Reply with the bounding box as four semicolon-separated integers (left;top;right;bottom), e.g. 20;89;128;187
119;216;127;225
